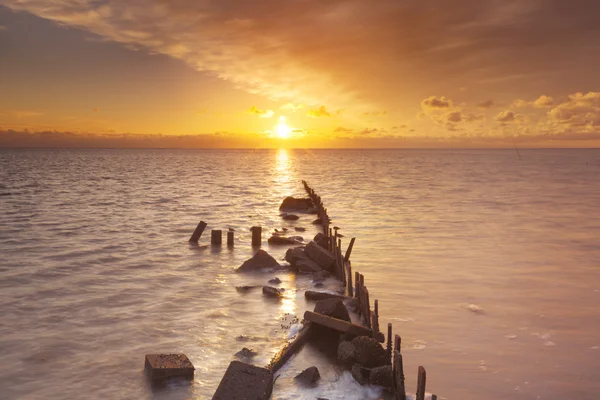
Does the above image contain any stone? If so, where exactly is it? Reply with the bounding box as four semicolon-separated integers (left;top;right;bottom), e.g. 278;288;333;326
337;340;356;363
351;336;389;368
305;241;335;271
305;290;350;302
237;250;280;272
282;213;300;220
314;282;324;288
280;196;313;211
351;364;369;385
268;235;301;245
312;218;322;225
314;298;351;322
235;285;261;293
268;277;282;284
234;347;257;359
294;366;320;385
294;227;306;232
313;233;329;249
296;258;323;273
369;365;394;388
144;354;194;381
262;286;283;298
285;247;305;264
212;361;273;400
289;236;304;242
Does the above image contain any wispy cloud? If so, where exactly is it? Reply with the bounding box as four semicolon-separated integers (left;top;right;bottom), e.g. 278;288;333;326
306;105;331;118
247;106;274;118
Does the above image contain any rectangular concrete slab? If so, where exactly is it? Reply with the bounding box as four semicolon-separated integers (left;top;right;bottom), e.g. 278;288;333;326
212;361;273;400
305;241;335;270
144;354;194;381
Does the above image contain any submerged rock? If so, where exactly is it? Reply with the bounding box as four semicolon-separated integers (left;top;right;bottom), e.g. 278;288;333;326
314;298;350;322
262;286;283;299
369;365;393;388
268;277;282;284
234;347;257;359
351;336;389;368
280;196;313;211
294;227;306;232
294;366;320;385
268;235;301;245
312;218;323;225
237;250;280;272
282;213;300;221
235;285;261;293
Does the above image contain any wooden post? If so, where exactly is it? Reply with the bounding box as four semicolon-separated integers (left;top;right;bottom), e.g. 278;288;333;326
387;323;393;362
189;220;207;242
227;231;234;247
211;230;222;245
347;263;353;297
416;366;426;400
364;287;371;328
394;334;401;353
355;271;361;313
431;396;437;400
344;237;356;262
371;312;378;338
374;300;379;332
251;226;262;247
393;350;406;400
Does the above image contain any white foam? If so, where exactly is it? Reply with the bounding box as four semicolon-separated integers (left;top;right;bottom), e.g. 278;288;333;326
287;323;303;339
274;371;384;400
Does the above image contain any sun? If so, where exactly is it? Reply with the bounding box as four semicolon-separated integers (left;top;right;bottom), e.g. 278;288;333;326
276;116;292;139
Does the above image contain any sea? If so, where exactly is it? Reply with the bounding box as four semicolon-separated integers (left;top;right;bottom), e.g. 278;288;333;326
0;148;599;400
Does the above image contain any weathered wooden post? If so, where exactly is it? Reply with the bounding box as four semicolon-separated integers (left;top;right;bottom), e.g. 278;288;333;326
394;334;401;353
386;323;393;362
393;350;406;400
347;263;353;297
251;226;262;247
189;220;207;242
364;287;371;328
374;300;379;332
344;237;356;262
211;230;222;245
227;230;234;247
431;395;437;400
416;366;426;400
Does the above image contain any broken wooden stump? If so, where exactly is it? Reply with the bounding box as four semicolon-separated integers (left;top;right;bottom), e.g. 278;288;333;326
305;290;352;302
227;230;234;246
303;311;374;338
393;350;406;400
211;230;222;245
144;354;194;382
212;361;273;400
189;220;207;242
416;366;427;400
251;226;262;246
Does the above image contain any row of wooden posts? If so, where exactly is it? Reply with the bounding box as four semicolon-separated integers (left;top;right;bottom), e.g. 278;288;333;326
301;180;436;400
189;221;263;247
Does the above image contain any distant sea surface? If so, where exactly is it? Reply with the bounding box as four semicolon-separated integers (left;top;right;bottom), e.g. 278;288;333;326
1;148;599;400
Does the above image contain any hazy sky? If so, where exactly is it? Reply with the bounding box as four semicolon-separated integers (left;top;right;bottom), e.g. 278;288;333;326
1;0;599;148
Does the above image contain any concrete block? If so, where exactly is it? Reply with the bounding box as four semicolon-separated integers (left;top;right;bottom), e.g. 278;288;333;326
212;361;273;400
144;354;194;381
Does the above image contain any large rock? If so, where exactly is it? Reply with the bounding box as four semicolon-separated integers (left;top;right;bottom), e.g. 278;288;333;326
351;336;389;368
313;233;329;249
285;247;322;273
280;196;313;211
296;259;323;273
237;250;280;272
337;340;356;363
351;364;370;385
305;241;335;271
268;235;301;245
294;366;320;385
285;247;306;264
369;365;393;388
314;298;351;322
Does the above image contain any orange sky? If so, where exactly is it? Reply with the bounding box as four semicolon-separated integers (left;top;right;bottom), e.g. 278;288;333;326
1;1;600;148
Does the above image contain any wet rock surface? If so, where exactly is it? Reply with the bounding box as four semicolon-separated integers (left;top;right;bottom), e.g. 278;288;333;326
305;241;335;271
337;340;356;364
268;277;282;284
294;366;321;385
282;213;300;220
351;364;370;385
369;365;393;388
351;336;389;368
314;298;351;322
237;250;280;272
279;196;313;211
234;347;257;359
262;286;283;298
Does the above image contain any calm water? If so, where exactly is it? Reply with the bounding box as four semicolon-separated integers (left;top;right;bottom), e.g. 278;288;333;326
1;148;599;400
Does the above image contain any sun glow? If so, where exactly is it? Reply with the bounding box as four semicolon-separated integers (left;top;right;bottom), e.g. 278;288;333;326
276;116;292;139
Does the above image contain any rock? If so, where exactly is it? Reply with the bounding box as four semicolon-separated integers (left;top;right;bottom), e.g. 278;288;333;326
268;277;282;284
294;366;320;385
351;336;389;368
268;235;300;245
312;218;322;225
280;196;313;211
262;286;283;298
305;241;335;270
314;282;324;288
296;258;323;273
337;340;356;363
282;213;300;220
235;285;261;293
213;361;273;400
237;250;280;272
285;247;306;265
351;364;369;385
369;365;393;388
235;347;257;359
308;208;318;214
314;298;351;322
144;354;194;382
289;236;304;242
294;227;306;232
313;233;329;249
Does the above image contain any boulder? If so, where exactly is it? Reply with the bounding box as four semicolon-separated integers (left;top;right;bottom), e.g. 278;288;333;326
280;196;313;211
337;340;356;363
369;365;393;388
237;250;280;272
268;235;301;245
305;241;335;271
282;214;300;221
262;286;283;298
314;282;324;288
234;347;257;359
296;259;323;273
314;298;351;322
312;218;323;225
313;233;329;249
294;366;320;385
351;364;370;385
351;336;389;368
294;227;306;232
285;247;306;265
268;277;282;284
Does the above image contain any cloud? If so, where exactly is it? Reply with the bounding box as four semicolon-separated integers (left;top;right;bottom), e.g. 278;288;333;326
512;99;530;108
306;105;331;118
280;103;304;112
247;106;274;118
477;100;495;109
533;95;555;108
447;111;463;123
547;91;600;127
495;110;518;123
421;96;453;109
